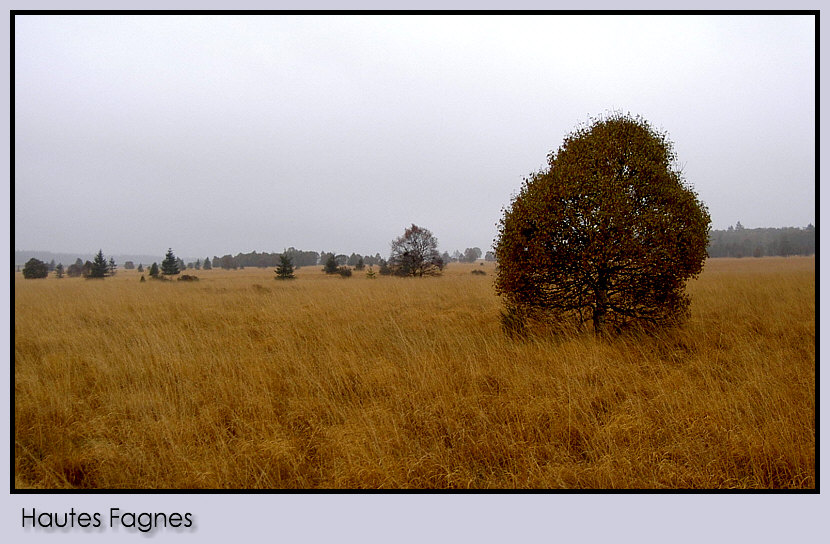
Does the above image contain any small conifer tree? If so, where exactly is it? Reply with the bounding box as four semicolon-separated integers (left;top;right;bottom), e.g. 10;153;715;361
274;253;296;280
87;250;110;279
161;248;180;276
322;254;339;274
149;262;160;278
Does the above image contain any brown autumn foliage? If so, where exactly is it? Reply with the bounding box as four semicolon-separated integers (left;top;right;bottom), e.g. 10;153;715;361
14;257;814;489
495;113;711;335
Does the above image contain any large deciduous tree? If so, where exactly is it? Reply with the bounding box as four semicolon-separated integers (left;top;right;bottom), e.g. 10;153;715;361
495;113;710;335
389;224;444;277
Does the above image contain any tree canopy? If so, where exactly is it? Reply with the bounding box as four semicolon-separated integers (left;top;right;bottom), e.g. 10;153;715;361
495;113;710;335
389;224;444;277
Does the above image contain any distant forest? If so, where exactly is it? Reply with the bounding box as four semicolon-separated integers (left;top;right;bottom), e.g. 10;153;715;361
707;223;815;258
14;225;816;270
210;248;332;270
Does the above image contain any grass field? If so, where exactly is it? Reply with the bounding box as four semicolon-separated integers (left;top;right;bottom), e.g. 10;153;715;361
13;257;815;489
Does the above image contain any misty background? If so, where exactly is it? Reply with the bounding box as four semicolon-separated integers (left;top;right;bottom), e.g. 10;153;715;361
14;14;815;261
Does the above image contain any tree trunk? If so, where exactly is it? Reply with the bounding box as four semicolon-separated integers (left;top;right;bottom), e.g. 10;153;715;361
592;304;607;335
592;272;609;335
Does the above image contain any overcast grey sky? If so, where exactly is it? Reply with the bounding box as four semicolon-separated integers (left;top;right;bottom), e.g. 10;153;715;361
14;14;815;259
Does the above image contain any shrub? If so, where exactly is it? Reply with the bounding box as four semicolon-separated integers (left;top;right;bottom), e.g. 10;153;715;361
322;254;339;275
22;258;49;279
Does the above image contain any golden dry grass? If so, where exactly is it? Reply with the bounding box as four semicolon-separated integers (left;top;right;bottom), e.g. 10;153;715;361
14;257;815;489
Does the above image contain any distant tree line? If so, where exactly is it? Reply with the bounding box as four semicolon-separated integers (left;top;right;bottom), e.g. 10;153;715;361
708;223;815;258
208;248;319;270
186;223;818;276
208;249;389;270
17;223;815;282
18;241;501;277
203;245;497;271
22;250;118;279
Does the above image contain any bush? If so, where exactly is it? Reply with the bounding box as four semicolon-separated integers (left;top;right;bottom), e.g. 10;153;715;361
66;263;84;277
177;275;199;282
322;254;339;275
22;258;49;279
